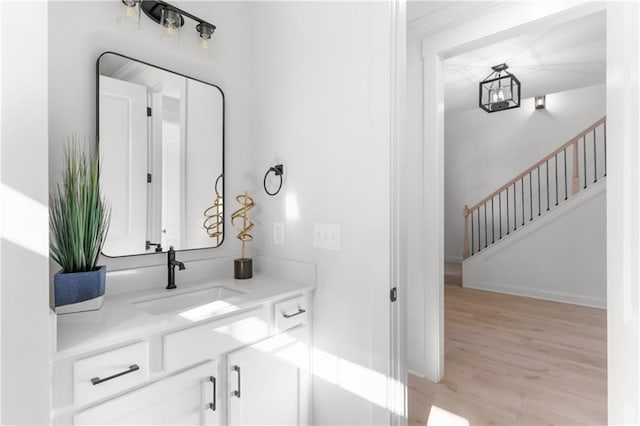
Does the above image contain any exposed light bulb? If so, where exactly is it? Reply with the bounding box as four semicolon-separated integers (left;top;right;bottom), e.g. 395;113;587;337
497;88;505;101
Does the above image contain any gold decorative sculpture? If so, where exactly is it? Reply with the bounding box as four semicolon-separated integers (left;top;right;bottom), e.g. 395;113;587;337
231;191;255;279
203;175;224;245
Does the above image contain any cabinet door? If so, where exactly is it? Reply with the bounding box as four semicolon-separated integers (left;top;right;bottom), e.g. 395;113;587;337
227;327;309;426
74;361;219;425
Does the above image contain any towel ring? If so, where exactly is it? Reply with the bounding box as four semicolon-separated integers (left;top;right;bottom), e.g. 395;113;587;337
263;164;284;196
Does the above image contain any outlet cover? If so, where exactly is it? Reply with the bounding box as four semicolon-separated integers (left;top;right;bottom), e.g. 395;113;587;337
313;224;341;250
273;222;284;245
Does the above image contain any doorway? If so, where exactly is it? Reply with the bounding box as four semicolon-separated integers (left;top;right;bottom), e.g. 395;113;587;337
403;2;615;425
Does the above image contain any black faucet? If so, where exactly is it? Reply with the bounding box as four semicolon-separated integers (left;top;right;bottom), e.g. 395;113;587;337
167;246;185;290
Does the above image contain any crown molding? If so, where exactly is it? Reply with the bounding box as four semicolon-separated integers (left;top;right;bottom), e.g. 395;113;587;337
407;2;503;41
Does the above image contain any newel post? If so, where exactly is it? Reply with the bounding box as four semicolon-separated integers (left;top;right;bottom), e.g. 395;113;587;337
463;205;470;259
572;139;580;195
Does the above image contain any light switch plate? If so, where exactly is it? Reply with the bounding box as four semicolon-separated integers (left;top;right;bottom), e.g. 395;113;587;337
273;222;285;245
313;224;341;250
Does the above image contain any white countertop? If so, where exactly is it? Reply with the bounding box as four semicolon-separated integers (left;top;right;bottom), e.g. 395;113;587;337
55;273;315;359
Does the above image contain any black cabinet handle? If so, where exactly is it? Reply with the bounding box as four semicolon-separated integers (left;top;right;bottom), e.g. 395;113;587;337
208;376;217;411
232;365;241;398
91;364;140;385
282;308;306;319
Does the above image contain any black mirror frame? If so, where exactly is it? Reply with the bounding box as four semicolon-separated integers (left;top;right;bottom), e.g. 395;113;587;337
96;51;226;258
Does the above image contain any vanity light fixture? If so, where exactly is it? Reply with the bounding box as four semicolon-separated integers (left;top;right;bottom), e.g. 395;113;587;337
117;0;217;56
535;95;546;110
479;63;521;113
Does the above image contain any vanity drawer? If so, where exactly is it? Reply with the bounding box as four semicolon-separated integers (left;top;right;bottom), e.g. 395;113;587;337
274;294;308;332
164;307;269;372
73;341;149;406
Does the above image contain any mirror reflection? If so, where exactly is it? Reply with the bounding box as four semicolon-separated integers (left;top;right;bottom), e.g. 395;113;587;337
98;52;224;257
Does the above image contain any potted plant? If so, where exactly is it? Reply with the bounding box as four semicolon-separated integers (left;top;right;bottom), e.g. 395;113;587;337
50;139;111;314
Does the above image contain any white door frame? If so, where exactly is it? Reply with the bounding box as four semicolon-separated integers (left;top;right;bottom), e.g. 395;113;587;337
389;0;407;424
414;2;640;423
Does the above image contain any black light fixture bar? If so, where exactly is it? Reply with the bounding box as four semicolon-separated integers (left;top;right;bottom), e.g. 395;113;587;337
140;0;215;31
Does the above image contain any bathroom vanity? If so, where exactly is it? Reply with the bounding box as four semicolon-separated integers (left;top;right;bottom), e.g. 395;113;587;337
51;51;317;425
52;258;315;425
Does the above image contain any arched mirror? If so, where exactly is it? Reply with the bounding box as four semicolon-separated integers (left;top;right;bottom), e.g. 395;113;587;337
97;52;224;257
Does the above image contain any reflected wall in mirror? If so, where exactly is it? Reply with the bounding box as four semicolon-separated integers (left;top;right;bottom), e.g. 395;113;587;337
98;52;224;257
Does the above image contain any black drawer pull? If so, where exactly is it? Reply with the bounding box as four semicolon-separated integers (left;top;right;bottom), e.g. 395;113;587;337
232;365;241;398
208;376;217;411
282;308;306;319
91;364;140;385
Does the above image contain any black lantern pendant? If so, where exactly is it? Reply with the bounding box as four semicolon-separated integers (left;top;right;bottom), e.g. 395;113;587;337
479;63;521;113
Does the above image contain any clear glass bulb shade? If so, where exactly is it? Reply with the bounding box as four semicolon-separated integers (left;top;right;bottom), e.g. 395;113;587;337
197;36;214;58
117;0;140;30
160;8;181;46
196;23;215;58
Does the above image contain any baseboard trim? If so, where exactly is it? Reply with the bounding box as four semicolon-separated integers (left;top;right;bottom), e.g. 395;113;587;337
407;369;426;379
463;281;606;309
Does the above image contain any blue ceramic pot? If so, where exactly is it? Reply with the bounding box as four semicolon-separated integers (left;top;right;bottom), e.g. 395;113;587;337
54;265;106;310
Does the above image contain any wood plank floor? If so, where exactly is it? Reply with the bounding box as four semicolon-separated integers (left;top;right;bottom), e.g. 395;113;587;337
409;285;607;426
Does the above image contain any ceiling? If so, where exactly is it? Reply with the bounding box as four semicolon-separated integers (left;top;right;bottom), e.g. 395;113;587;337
407;3;606;112
406;1;453;22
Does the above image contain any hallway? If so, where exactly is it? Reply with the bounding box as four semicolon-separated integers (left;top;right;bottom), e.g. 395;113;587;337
409;285;607;425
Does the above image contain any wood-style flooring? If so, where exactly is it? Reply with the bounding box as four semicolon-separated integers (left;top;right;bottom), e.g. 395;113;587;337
409;285;607;426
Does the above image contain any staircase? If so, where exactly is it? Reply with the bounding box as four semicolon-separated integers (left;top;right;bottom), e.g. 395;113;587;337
461;117;607;307
462;116;606;259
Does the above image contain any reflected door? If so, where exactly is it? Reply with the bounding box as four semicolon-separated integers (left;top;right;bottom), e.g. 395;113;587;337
162;121;182;249
99;75;148;255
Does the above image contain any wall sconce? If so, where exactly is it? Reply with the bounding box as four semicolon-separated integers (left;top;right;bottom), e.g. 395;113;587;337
535;95;546;110
117;0;217;56
479;63;521;113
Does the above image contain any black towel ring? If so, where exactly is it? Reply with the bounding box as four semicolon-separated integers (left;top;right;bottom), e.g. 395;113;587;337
214;173;223;197
263;164;284;196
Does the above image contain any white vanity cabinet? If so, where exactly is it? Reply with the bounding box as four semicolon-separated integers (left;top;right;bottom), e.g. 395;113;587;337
227;326;309;426
74;360;219;425
53;289;312;426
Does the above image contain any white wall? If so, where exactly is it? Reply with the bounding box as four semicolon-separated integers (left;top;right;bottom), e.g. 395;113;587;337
48;1;253;273
0;1;51;423
444;84;606;261
248;2;393;424
463;180;606;307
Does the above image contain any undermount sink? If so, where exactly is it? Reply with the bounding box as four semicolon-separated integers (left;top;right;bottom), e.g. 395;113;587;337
130;284;246;316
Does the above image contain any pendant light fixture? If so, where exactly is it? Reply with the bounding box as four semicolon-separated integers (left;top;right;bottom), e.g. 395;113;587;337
117;0;216;57
479;63;521;113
